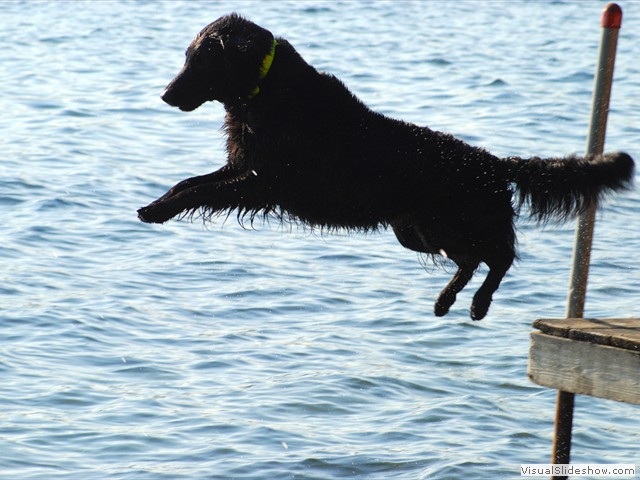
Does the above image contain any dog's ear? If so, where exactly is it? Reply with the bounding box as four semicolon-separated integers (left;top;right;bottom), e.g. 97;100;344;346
222;28;274;61
218;23;276;100
221;32;249;52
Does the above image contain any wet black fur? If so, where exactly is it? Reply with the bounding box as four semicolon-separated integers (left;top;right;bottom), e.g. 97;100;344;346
139;14;634;320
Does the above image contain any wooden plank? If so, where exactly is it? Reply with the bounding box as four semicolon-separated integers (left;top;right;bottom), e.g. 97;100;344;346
529;332;640;405
533;318;640;351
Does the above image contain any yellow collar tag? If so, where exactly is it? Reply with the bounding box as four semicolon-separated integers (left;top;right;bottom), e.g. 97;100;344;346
249;39;277;99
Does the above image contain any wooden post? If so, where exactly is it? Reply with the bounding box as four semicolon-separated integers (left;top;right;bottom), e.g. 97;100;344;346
551;4;622;479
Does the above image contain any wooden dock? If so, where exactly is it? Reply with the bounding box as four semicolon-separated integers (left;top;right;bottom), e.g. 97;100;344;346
529;318;640;405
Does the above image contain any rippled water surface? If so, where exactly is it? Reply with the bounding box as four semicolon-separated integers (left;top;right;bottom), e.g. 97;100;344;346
2;1;639;478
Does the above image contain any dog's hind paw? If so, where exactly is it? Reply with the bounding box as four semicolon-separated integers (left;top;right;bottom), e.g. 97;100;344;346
434;295;455;317
434;302;450;317
470;295;491;321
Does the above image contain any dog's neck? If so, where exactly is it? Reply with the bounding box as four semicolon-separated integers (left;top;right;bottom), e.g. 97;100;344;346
247;38;277;100
226;39;322;123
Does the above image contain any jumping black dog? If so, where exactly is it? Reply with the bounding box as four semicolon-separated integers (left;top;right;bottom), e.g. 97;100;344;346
139;14;634;320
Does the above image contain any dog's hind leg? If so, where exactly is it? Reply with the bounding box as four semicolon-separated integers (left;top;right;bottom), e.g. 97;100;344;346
470;254;514;320
434;256;479;317
392;216;480;317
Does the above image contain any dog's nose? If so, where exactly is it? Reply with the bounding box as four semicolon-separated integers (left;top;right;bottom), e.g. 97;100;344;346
161;85;175;106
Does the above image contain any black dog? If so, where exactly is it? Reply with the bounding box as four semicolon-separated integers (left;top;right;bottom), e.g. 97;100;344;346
139;14;634;320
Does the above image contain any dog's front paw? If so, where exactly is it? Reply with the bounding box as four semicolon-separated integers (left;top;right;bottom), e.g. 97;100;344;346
138;203;171;224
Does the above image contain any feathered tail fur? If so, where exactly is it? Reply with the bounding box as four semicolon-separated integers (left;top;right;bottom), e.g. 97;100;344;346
503;152;634;222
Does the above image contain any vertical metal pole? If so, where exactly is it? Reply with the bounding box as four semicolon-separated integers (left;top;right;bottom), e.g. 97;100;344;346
551;4;622;479
565;3;623;320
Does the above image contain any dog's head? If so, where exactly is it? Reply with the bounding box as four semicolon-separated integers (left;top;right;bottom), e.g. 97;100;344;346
161;14;276;110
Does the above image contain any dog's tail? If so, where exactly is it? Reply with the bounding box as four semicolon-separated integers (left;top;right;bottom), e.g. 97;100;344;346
502;152;634;222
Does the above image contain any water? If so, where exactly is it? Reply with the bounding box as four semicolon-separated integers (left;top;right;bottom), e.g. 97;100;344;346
1;1;639;478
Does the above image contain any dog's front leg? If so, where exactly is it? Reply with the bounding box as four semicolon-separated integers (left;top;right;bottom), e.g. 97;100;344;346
138;171;262;224
145;163;241;207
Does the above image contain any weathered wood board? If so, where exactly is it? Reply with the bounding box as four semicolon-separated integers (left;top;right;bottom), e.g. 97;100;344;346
529;318;640;405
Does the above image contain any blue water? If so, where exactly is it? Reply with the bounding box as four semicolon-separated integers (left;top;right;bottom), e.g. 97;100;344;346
1;1;639;478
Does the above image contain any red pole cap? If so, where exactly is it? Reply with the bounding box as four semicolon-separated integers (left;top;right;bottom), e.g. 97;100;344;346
601;3;622;29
